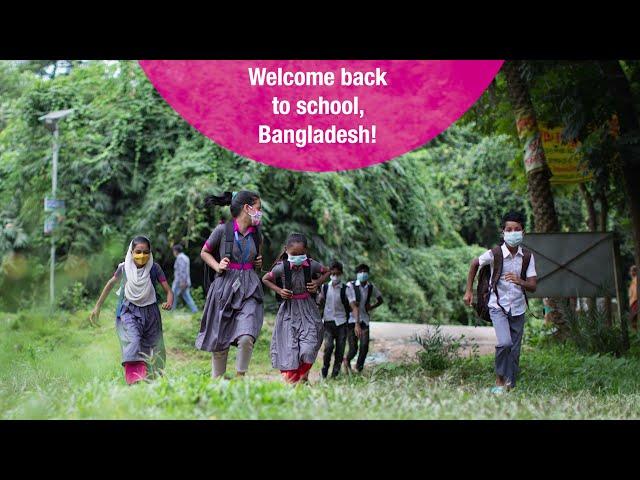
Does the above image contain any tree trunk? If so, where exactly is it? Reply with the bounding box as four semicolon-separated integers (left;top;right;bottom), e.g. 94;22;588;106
598;60;639;349
579;183;597;232
502;60;567;337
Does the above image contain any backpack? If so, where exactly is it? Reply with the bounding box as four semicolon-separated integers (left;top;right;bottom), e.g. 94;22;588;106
320;282;352;318
350;281;373;306
475;244;531;323
273;253;314;303
203;220;262;294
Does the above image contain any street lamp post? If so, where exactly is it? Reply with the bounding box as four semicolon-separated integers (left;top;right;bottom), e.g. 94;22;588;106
39;109;74;309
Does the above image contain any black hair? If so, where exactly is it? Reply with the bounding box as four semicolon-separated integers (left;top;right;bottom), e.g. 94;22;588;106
502;210;526;230
204;190;260;218
172;243;184;253
275;233;309;264
286;232;308;248
330;260;343;272
356;263;370;273
132;235;151;250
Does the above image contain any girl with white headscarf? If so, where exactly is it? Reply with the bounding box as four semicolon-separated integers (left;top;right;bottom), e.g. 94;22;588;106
89;235;174;384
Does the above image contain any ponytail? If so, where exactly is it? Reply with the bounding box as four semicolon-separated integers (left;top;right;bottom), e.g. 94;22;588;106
203;190;260;218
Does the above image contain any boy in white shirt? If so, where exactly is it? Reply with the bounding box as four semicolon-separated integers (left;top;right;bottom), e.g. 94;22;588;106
463;211;537;393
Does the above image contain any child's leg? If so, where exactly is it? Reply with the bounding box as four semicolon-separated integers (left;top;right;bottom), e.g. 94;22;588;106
506;313;526;387
321;323;336;377
355;326;370;372
235;335;254;376
345;324;358;364
212;349;230;378
297;362;313;382
171;284;181;310
281;369;300;383
333;324;347;377
182;288;199;313
489;308;512;386
124;361;147;384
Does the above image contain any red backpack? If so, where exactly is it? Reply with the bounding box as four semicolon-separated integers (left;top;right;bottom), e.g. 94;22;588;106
474;244;532;322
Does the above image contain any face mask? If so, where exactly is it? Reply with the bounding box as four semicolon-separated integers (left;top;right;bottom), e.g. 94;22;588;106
133;253;150;266
330;274;341;283
247;205;263;226
503;231;524;247
288;254;307;266
357;272;369;282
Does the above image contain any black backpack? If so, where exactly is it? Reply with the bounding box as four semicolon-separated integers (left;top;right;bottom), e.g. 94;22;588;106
350;281;373;306
475;244;531;323
273;253;314;303
203;220;262;294
320;282;353;318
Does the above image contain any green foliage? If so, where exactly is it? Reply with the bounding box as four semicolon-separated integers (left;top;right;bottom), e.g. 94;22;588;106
415;325;470;372
563;303;628;356
57;282;89;312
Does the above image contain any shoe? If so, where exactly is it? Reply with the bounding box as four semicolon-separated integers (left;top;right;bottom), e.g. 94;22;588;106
490;386;505;395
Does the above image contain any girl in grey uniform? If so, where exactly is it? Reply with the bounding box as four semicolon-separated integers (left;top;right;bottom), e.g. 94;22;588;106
89;235;174;384
195;191;264;378
262;233;331;384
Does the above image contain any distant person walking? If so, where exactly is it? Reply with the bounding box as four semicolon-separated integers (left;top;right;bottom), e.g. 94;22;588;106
171;244;198;313
629;265;638;331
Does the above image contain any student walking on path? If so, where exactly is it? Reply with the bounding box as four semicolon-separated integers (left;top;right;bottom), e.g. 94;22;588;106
171;243;198;313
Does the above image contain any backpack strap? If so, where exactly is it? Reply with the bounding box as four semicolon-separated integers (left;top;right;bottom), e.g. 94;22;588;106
252;225;262;260
340;284;351;316
223;219;234;260
351;281;361;303
322;283;328;299
490;245;507;315
282;258;293;292
366;284;373;306
520;247;532;310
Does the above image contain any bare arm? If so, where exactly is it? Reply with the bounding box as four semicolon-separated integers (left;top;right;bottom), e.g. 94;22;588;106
159;279;174;310
463;258;480;306
89;276;118;325
201;247;229;273
308;270;331;294
262;272;292;299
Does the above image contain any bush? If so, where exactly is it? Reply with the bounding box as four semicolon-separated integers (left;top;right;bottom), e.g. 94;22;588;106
57;282;88;312
563;302;628;357
415;325;475;372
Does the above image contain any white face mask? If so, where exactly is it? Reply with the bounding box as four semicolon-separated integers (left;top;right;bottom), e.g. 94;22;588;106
330;274;341;283
504;230;524;247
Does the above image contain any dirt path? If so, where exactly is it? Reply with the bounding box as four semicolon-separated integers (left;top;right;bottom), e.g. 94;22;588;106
308;322;496;382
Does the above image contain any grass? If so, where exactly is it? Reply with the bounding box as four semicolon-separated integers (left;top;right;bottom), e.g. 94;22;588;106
2;300;640;419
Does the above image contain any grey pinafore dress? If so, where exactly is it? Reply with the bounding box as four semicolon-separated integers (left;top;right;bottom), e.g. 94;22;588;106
114;262;167;375
269;259;327;370
195;223;264;352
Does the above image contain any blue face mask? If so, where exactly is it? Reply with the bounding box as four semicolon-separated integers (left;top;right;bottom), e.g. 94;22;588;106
288;254;307;266
504;230;524;247
357;272;369;282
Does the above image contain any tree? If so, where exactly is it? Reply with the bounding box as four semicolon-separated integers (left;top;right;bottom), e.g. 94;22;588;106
502;60;567;337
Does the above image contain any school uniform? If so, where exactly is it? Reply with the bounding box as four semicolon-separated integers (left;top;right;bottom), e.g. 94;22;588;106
114;261;167;377
346;280;383;372
195;220;264;355
172;252;198;313
318;279;356;377
478;243;536;387
268;259;328;372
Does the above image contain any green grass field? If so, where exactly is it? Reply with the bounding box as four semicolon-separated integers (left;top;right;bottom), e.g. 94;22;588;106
2;300;640;419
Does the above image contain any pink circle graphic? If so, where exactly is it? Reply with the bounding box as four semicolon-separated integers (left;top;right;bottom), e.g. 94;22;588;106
139;60;503;172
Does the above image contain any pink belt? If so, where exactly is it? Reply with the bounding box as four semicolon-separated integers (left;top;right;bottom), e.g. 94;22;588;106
227;262;254;270
291;293;311;300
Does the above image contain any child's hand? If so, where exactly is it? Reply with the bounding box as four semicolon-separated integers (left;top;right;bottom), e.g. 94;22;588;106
217;257;230;273
504;273;521;285
253;255;263;270
279;288;293;299
306;281;319;294
463;291;473;307
161;301;172;310
355;322;363;339
89;307;101;326
365;304;372;312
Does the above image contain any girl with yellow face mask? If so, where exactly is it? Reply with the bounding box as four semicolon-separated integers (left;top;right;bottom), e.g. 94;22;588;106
89;235;174;384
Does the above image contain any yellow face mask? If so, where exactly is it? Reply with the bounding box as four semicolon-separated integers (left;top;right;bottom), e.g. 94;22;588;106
133;253;150;266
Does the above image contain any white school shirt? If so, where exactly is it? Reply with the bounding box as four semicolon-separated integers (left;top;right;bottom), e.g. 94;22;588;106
478;243;537;317
320;280;356;326
348;280;382;325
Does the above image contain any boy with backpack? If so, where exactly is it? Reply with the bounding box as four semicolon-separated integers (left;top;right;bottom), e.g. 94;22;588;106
344;263;383;373
463;210;537;394
317;261;359;378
